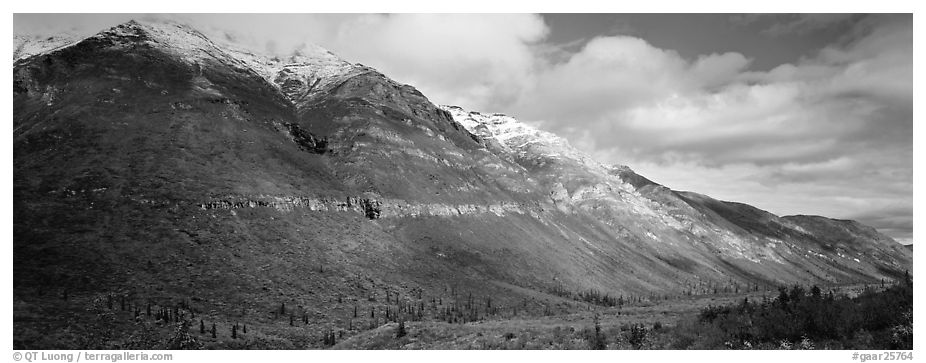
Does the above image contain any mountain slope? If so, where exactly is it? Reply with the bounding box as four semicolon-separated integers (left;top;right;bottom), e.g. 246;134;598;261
13;20;912;349
441;106;911;287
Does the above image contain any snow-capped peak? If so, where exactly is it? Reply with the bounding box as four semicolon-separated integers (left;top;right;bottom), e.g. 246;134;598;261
440;105;623;173
205;31;368;102
15;19;367;103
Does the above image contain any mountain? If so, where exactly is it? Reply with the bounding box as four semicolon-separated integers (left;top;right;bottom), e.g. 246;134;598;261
13;20;912;349
441;107;911;283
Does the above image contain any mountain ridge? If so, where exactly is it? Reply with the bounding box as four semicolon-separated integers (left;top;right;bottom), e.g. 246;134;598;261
15;18;911;284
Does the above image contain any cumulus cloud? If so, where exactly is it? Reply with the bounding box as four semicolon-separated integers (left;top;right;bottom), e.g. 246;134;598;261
514;15;909;166
514;36;693;126
508;14;911;241
690;52;752;88
326;14;548;110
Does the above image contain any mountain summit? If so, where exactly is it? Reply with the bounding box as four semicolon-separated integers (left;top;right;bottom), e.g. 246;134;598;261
13;20;912;349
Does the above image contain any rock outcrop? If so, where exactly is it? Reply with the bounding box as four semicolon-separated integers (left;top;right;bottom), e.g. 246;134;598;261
195;195;534;220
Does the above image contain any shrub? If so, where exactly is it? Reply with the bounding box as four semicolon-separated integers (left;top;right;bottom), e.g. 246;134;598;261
666;282;913;349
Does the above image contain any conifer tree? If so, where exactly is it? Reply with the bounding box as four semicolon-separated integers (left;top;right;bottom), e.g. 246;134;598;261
396;319;407;338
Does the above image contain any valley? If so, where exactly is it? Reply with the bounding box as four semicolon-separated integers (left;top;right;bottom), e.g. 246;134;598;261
12;19;913;350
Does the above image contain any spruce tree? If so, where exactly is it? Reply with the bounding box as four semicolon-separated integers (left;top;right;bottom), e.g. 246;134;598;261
592;315;604;349
396;319;407;338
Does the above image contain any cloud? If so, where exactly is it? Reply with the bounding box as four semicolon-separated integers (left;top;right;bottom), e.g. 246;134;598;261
508;14;911;241
326;14;548;110
761;14;860;36
727;14;861;37
513;36;692;125
512;15;911;168
14;13;135;37
690;52;752;88
845;205;914;243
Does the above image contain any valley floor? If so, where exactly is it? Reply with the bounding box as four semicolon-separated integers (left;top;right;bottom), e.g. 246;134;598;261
18;283;906;350
332;292;760;350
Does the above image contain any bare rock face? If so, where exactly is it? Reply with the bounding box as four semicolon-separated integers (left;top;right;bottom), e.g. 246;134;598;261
274;121;327;154
548;182;572;213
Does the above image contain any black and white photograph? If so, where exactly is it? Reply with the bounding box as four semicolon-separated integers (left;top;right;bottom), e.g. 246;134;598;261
9;3;918;359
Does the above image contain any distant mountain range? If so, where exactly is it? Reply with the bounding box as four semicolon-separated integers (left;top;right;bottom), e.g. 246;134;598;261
13;20;912;348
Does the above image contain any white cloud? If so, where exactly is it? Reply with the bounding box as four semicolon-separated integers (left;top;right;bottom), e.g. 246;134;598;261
324;14;548;111
516;15;910;167
690;52;752;88
509;14;911;240
514;36;692;123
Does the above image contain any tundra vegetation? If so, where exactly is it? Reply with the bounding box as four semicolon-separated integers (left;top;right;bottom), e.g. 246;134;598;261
12;274;911;350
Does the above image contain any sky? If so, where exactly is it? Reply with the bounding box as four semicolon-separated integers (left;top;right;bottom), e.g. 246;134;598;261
13;13;914;244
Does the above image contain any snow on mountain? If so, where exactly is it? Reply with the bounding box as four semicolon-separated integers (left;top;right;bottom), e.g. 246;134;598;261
441;105;637;191
439;105;810;263
134;20;369;104
15;19;367;105
442;105;691;228
210;34;368;103
14;33;82;61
